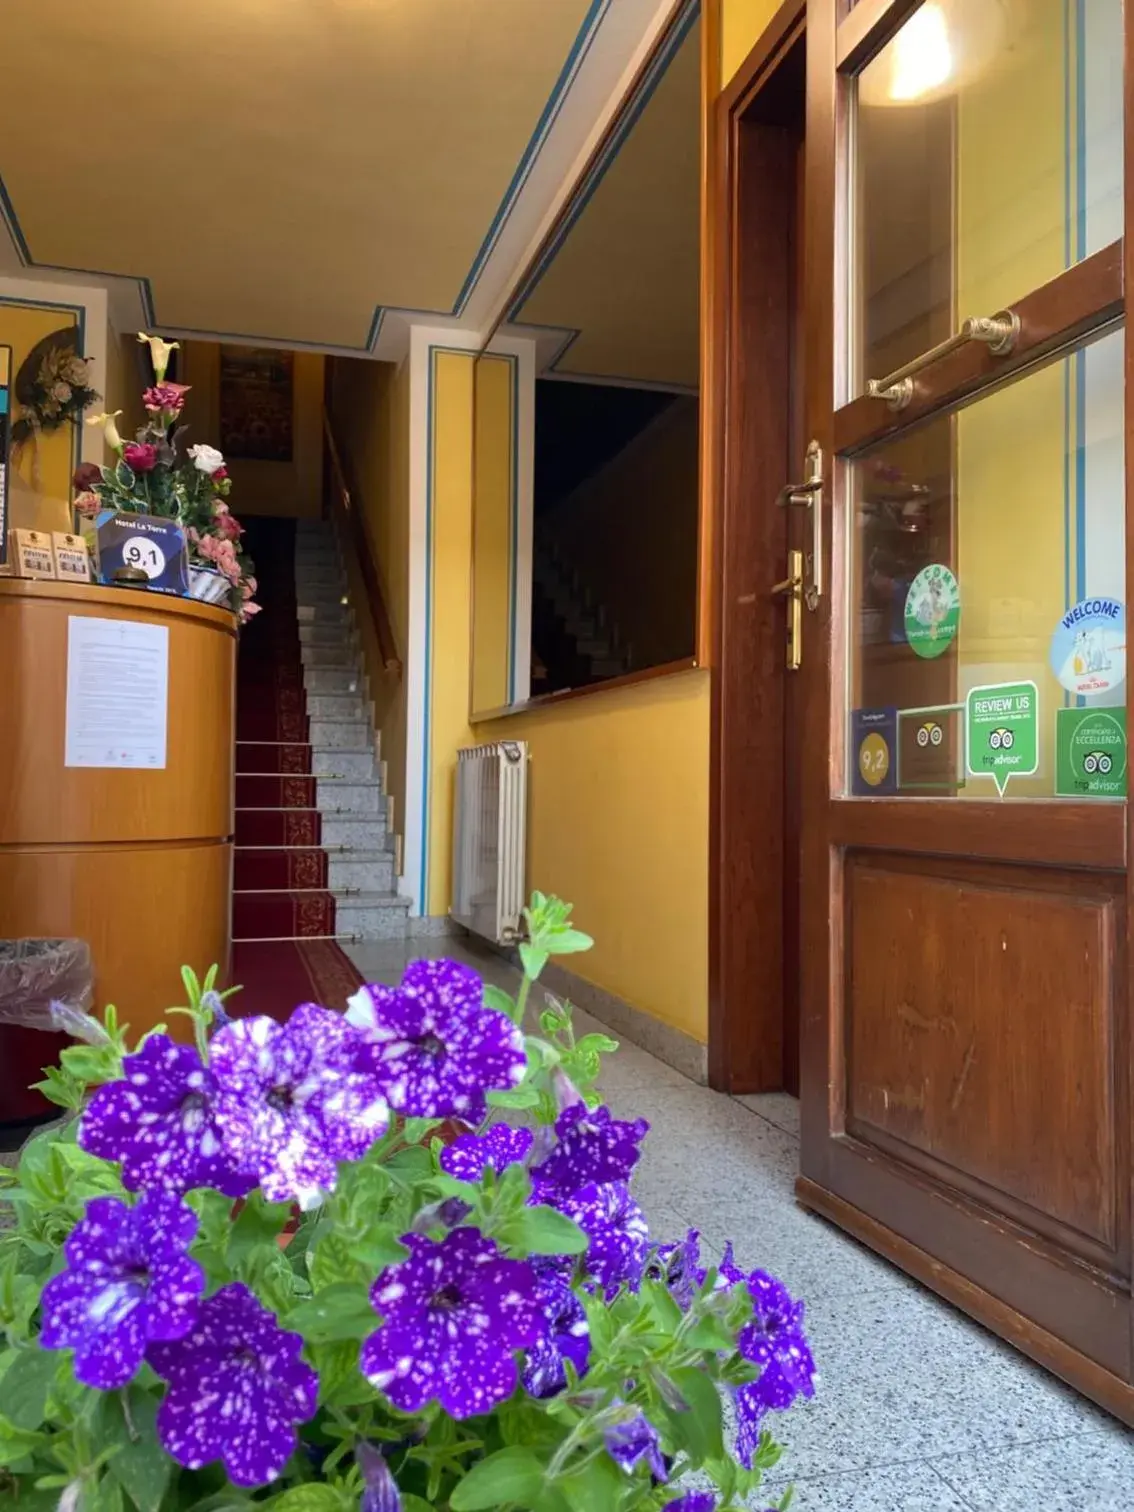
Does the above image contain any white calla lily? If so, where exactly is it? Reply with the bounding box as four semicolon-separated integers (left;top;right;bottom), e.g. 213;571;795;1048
86;410;124;453
137;331;180;383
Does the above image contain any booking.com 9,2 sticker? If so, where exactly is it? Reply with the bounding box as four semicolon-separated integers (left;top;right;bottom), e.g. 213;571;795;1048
1049;596;1126;697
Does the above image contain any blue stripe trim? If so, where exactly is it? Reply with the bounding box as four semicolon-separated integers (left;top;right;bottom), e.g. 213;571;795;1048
508;0;700;321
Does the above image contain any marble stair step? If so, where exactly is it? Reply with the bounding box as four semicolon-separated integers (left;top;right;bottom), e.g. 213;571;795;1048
308;692;371;720
301;645;360;668
311;748;377;779
333;892;412;941
300;623;359;646
321;814;387;849
310;717;373;749
316;777;385;816
304;666;366;695
329;850;396;892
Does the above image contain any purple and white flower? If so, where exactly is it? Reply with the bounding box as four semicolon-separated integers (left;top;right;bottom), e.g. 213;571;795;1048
521;1271;590;1397
361;1227;544;1418
39;1192;203;1389
347;960;526;1122
560;1181;650;1295
734;1270;816;1468
209;1004;390;1209
531;1104;648;1199
147;1283;318;1487
356;1441;403;1512
605;1410;667;1480
440;1123;533;1183
79;1034;252;1198
648;1228;707;1310
663;1495;717;1512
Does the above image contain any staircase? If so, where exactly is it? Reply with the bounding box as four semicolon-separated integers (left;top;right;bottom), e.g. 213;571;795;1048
531;539;631;692
233;517;408;958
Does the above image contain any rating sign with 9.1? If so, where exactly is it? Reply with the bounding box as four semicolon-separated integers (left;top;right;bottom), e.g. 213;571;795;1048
121;535;166;579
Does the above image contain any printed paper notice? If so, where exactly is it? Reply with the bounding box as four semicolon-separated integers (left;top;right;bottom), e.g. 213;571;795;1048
65;616;169;769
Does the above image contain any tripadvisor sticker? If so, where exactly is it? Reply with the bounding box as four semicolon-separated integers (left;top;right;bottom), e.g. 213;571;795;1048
1055;707;1127;797
966;681;1038;796
904;564;960;659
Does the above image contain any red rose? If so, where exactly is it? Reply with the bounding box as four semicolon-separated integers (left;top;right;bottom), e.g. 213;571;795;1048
123;442;158;473
73;461;103;491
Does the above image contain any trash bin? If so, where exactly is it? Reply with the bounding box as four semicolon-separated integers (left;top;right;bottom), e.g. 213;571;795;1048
0;939;95;1143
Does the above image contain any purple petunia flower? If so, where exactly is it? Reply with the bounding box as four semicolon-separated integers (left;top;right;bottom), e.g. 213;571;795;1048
733;1270;816;1468
521;1272;590;1397
79;1033;252;1198
361;1227;544;1418
347;960;527;1122
440;1123;533;1183
648;1228;707;1310
356;1441;403;1512
605;1411;667;1480
209;1004;390;1208
561;1181;650;1295
531;1104;648;1199
147;1282;318;1487
39;1191;203;1389
663;1495;717;1512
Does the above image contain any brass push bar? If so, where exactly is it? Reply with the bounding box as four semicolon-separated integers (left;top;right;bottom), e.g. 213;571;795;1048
866;310;1020;411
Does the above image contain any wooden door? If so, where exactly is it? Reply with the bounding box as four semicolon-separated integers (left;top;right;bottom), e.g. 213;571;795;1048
797;0;1134;1423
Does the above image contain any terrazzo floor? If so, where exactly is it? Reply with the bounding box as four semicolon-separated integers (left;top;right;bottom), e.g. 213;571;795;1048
348;935;1134;1512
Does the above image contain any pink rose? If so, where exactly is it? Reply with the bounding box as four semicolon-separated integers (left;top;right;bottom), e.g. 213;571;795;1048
212;466;229;482
142;382;190;415
216;511;244;541
74;490;101;517
240;599;262;623
123;442;158;473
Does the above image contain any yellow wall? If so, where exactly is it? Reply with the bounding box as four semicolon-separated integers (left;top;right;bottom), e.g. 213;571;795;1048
471;355;516;715
328;356;411;861
721;0;783;88
484;672;711;1041
423;346;711;1040
0;302;79;534
180;341;324;518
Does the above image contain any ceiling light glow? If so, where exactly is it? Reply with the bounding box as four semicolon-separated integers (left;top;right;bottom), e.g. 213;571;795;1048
888;3;953;101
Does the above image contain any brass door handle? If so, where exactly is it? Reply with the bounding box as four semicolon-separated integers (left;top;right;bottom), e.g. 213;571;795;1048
772;548;804;670
777;440;824;608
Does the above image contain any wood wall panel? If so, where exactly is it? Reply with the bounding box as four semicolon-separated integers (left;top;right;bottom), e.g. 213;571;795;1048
845;854;1126;1261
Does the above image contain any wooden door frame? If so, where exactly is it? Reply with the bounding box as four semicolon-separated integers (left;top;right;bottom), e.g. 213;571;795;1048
793;0;1134;1425
706;0;808;1092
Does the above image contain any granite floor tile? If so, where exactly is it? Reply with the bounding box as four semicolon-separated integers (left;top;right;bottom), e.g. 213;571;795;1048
930;1429;1134;1511
734;1090;801;1138
758;1461;972;1511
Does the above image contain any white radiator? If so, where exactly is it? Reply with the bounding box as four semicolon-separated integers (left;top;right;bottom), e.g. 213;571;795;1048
451;740;528;944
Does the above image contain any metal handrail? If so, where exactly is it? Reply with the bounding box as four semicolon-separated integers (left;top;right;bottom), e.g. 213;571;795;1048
866;310;1020;411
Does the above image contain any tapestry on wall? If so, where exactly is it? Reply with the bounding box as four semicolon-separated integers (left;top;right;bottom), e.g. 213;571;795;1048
218;346;293;462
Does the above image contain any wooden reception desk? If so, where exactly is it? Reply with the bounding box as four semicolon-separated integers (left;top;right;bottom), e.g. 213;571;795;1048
0;578;235;1047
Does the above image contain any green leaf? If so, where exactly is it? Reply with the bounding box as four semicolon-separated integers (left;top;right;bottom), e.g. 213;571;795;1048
227;1192;292;1268
686;1315;736;1353
486;1086;541;1111
399;1118;442;1146
559;1450;624;1512
573;1032;619;1057
668;1365;725;1463
548;929;594;956
284;1282;376;1342
504;1205;587;1257
482;983;518;1021
519;943;549;981
0;1412;45;1466
114;461;137;491
268;1487;341;1512
0;1349;58;1428
107;1390;170;1512
450;1446;545;1510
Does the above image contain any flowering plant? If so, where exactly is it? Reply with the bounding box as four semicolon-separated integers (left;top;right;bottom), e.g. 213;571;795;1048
83;335;259;621
0;896;814;1511
10;341;101;445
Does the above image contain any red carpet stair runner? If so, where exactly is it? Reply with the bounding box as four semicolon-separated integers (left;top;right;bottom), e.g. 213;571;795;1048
231;517;408;1015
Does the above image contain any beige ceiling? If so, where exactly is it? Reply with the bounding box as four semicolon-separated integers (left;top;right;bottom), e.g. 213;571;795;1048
0;0;596;348
510;15;700;390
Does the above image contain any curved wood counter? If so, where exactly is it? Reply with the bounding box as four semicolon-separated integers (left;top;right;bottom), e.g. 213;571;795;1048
0;578;235;1072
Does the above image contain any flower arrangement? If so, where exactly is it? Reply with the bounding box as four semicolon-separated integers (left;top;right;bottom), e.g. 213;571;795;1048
83;334;259;621
10;338;101;445
0;895;815;1511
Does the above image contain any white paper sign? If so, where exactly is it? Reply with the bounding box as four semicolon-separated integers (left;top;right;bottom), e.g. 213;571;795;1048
65;616;169;769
